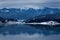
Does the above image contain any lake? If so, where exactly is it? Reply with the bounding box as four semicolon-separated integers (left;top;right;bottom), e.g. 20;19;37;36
0;24;60;40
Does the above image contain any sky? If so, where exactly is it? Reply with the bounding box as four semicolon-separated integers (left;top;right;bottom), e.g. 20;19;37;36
0;0;60;9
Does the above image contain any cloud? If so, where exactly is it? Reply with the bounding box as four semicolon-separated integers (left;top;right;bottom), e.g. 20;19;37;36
0;0;60;8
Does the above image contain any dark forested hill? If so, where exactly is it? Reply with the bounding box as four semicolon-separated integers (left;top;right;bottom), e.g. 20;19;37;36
25;13;60;23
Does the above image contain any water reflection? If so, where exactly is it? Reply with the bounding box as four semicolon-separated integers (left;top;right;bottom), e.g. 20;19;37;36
0;24;60;35
0;24;60;40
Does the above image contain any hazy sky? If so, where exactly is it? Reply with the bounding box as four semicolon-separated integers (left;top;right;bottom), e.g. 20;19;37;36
0;0;60;9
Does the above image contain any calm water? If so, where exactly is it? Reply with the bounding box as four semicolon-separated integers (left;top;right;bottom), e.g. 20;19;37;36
0;24;60;40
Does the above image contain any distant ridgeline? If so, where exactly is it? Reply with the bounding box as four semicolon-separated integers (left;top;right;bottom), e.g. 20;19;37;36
0;7;60;20
0;7;60;14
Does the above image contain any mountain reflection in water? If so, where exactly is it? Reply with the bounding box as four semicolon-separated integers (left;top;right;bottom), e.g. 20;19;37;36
0;24;60;40
0;24;60;35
